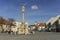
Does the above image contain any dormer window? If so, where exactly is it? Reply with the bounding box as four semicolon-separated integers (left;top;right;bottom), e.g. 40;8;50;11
59;17;60;19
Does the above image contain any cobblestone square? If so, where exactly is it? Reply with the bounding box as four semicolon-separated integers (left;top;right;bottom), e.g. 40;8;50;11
0;32;60;40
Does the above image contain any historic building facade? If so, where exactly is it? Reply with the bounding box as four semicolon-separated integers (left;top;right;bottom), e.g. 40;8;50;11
46;15;60;32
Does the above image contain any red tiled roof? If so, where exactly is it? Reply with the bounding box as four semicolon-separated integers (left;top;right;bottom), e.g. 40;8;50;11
37;23;46;26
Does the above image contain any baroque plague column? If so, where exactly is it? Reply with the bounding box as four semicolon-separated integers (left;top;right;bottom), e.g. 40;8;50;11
18;6;29;34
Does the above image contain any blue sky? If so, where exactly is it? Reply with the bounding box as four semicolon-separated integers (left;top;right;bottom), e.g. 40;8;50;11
0;0;60;24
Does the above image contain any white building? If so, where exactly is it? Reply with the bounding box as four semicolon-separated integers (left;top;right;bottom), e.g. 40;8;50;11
46;15;60;32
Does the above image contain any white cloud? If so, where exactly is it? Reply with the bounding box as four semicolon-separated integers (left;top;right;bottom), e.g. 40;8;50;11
31;5;38;10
